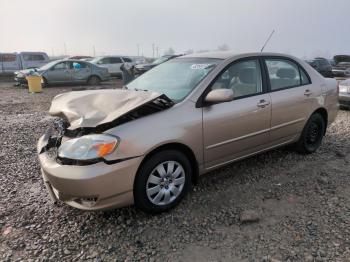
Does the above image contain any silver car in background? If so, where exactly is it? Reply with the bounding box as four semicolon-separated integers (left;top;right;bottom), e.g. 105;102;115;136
14;60;110;86
339;79;350;109
90;56;134;77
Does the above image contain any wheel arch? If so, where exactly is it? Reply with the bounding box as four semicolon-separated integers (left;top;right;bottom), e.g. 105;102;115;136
42;76;48;85
87;74;102;82
312;107;328;135
135;142;199;186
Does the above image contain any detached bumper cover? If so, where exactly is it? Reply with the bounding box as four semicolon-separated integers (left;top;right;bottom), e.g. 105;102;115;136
37;135;142;210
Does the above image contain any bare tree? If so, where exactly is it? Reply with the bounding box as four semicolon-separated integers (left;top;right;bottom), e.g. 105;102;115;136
196;49;210;53
184;49;194;55
164;47;175;55
217;44;230;51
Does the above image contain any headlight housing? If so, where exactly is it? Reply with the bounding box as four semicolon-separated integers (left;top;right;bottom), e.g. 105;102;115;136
58;134;118;160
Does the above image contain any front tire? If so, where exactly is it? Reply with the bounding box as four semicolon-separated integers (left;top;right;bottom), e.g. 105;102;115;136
296;113;325;154
134;150;192;214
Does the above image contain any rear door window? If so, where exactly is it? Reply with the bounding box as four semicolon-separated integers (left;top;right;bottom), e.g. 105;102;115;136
265;58;303;91
23;54;46;61
99;58;111;64
110;57;123;63
2;54;17;62
72;62;87;69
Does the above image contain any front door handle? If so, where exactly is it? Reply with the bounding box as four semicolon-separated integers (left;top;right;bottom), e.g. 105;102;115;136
257;99;270;108
304;89;312;96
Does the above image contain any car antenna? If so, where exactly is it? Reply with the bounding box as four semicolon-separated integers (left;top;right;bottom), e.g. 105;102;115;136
261;30;275;52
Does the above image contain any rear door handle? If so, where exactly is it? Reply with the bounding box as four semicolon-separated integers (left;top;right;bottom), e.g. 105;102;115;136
257;99;270;108
304;89;312;96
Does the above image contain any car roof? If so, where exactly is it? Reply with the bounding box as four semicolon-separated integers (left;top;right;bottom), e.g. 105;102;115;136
57;59;91;64
180;51;299;60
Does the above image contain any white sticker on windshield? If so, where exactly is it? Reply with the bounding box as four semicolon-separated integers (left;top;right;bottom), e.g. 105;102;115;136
191;64;211;70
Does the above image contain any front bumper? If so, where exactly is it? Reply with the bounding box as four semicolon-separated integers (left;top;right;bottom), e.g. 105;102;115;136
14;76;27;84
37;135;143;210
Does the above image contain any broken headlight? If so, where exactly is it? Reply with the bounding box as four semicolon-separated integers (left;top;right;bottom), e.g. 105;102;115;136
58;134;118;160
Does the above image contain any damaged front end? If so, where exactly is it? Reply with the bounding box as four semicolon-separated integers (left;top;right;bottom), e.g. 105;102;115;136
38;89;174;166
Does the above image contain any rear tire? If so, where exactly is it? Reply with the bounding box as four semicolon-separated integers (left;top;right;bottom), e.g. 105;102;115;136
296;113;325;154
134;150;192;214
87;75;100;86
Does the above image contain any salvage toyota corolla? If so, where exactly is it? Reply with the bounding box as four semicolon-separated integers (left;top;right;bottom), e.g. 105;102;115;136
38;52;338;213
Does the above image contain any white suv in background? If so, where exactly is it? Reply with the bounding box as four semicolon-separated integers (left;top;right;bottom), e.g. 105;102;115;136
90;56;134;77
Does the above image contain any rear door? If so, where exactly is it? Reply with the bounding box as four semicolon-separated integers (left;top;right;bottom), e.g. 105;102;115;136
203;58;271;169
46;61;72;83
1;53;21;72
264;57;314;145
71;61;92;82
109;57;123;74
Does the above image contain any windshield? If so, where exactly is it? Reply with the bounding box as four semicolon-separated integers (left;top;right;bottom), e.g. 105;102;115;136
39;61;59;70
152;56;170;65
127;58;221;101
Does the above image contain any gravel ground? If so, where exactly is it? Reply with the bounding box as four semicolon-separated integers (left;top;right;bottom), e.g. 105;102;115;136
0;81;350;262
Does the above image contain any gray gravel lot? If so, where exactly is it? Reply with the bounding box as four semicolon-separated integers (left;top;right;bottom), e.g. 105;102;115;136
0;81;350;262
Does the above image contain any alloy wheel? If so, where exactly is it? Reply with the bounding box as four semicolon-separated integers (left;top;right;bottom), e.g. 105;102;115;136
146;161;185;206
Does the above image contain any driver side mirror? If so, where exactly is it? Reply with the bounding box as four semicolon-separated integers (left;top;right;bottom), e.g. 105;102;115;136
204;89;234;104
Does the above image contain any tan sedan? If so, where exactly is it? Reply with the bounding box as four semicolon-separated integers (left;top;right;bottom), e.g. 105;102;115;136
38;52;338;213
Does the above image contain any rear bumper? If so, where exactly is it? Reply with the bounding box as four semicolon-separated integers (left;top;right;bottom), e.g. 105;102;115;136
37;135;143;210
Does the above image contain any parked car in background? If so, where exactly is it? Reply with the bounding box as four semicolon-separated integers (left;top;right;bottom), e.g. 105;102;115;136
306;58;333;77
134;54;182;75
0;52;49;74
14;59;110;86
37;52;338;213
128;56;147;65
332;55;350;77
90;56;134;77
339;79;350;109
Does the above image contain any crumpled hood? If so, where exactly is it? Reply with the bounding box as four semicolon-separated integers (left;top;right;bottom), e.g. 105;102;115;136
49;89;164;130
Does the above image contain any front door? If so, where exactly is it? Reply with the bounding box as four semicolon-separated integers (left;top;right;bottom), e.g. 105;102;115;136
203;58;271;169
46;61;72;83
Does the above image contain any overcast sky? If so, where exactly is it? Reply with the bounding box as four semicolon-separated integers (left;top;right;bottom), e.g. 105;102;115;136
1;0;349;58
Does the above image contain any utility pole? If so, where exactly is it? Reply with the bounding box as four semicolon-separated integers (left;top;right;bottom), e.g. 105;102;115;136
156;46;159;58
152;43;155;58
93;45;96;57
64;43;67;56
137;44;140;56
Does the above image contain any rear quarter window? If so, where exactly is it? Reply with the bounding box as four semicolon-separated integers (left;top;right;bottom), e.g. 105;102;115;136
123;57;132;62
